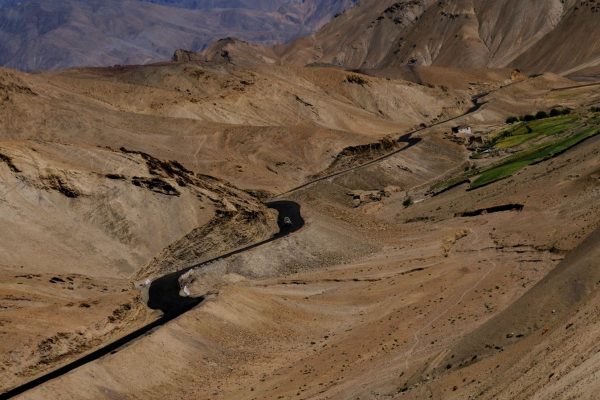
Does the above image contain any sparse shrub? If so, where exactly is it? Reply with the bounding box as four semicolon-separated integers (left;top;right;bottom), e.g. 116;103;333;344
506;116;519;124
526;126;533;133
590;106;600;113
549;108;561;117
535;111;548;119
520;114;535;122
561;108;571;115
403;197;413;208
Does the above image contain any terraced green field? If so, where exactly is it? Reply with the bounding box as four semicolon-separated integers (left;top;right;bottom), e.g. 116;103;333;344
492;115;580;149
471;126;599;189
428;112;600;194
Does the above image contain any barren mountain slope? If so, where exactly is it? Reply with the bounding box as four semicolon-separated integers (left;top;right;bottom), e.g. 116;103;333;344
14;81;600;400
2;3;600;394
511;1;600;76
0;136;280;390
0;62;471;192
0;59;474;391
0;0;356;71
0;65;290;389
275;0;600;76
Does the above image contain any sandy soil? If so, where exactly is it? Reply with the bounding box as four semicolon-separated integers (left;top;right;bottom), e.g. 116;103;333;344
0;137;274;388
9;82;600;399
1;54;599;399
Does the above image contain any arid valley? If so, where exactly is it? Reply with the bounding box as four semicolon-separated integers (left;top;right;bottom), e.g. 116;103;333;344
1;1;600;399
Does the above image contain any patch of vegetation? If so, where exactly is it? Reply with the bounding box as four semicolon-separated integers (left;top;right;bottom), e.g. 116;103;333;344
550;108;571;117
506;108;571;125
590;114;600;125
430;176;472;196
591;106;600;113
471;127;600;189
490;114;580;149
403;197;414;208
429;164;478;195
520;114;536;122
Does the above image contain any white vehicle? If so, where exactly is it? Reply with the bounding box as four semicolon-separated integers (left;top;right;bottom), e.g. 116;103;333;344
283;217;293;226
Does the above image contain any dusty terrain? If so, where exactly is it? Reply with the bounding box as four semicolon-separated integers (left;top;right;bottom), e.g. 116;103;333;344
0;137;278;390
1;1;600;398
0;63;471;192
3;64;600;398
0;56;471;391
10;84;600;399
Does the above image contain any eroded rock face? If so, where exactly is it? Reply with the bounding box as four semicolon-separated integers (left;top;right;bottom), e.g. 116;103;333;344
172;49;203;63
0;141;275;279
0;139;280;389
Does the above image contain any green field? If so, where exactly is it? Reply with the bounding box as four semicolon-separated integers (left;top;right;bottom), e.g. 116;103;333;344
429;173;473;195
429;112;599;194
471;126;599;189
491;115;580;149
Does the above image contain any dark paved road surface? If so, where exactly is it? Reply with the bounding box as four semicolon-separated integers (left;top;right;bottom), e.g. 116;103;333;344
148;200;304;316
0;201;304;400
0;84;496;399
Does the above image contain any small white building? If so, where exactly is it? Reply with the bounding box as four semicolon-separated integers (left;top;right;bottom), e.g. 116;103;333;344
452;125;473;136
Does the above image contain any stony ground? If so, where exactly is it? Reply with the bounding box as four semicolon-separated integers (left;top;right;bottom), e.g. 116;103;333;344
1;60;600;399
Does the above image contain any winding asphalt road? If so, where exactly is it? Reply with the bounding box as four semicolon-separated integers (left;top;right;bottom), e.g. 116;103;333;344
1;85;491;399
0;201;304;400
147;200;304;316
